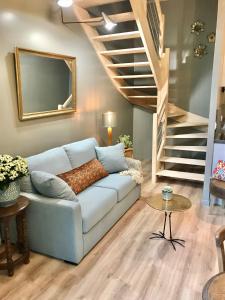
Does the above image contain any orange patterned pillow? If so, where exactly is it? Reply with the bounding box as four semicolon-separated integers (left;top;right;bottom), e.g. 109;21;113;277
57;159;108;194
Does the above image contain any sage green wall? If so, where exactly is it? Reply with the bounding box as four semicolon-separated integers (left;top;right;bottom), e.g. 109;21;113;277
161;0;217;118
133;107;153;161
0;0;133;157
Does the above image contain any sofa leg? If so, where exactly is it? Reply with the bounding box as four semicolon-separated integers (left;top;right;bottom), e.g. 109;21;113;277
64;260;77;266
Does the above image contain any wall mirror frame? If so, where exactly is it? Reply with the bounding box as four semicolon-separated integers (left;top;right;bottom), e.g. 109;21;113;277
15;47;76;121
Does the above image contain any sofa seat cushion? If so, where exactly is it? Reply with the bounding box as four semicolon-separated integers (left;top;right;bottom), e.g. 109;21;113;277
93;174;136;202
77;186;117;233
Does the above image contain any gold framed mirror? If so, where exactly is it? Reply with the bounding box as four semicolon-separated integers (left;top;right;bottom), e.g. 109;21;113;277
15;48;76;121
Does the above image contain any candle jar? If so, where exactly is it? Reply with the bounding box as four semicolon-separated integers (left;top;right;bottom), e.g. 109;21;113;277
162;186;173;201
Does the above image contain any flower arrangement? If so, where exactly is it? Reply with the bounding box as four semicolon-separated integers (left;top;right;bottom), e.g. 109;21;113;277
162;185;173;201
0;155;29;191
117;134;133;149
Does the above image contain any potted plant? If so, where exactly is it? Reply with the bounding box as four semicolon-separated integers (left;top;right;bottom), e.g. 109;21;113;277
0;155;29;207
162;185;173;201
117;134;133;158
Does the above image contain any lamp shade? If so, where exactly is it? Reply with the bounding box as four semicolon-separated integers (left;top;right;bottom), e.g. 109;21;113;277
103;111;117;128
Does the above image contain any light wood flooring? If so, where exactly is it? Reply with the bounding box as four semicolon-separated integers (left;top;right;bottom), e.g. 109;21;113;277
1;167;225;300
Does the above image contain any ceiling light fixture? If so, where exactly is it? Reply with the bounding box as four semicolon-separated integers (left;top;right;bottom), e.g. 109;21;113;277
57;0;73;8
58;3;117;31
101;12;117;31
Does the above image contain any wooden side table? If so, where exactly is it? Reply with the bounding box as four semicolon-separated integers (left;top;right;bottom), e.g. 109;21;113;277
0;196;30;276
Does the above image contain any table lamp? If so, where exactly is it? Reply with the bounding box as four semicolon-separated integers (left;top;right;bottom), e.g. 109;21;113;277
103;111;117;145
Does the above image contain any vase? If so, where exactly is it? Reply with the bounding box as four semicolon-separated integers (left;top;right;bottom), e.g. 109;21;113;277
124;148;133;158
0;181;20;207
162;191;173;201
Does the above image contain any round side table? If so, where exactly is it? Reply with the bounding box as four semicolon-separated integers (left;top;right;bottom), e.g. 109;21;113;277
0;196;30;276
145;194;192;251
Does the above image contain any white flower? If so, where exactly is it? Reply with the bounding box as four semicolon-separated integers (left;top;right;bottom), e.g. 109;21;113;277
0;154;28;183
0;155;13;163
0;174;5;182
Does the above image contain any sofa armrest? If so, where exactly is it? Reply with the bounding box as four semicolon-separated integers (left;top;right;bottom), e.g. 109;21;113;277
21;192;84;264
125;157;142;172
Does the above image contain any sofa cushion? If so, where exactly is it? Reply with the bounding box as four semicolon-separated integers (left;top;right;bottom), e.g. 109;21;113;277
95;143;128;174
93;174;136;202
58;159;108;194
77;186;117;233
20;147;72;193
31;171;78;201
63;138;98;169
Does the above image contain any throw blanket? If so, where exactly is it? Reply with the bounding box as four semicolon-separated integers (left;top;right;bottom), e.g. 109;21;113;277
120;168;144;184
120;158;144;184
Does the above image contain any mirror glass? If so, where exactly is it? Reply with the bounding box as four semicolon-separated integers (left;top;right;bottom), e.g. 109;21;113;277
15;48;76;120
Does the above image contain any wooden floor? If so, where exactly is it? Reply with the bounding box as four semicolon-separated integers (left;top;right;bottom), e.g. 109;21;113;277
1;168;225;300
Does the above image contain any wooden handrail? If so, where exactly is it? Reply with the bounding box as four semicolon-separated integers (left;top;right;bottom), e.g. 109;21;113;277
152;49;170;183
152;113;158;183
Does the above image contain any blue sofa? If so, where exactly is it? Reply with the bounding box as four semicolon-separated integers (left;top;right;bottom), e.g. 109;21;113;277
20;138;141;264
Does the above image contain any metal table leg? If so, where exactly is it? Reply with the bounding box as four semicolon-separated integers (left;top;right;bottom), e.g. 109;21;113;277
150;211;186;251
149;211;167;240
168;212;185;251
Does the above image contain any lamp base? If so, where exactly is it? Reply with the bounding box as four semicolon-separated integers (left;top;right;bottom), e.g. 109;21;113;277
108;127;112;146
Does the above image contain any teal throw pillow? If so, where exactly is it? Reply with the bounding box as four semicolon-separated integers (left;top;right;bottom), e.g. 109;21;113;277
95;143;128;174
31;171;78;201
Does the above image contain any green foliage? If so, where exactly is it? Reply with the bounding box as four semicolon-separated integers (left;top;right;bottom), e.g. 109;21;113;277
162;185;173;193
117;134;133;149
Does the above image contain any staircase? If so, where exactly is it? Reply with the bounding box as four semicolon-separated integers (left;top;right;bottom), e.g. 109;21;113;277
72;0;208;183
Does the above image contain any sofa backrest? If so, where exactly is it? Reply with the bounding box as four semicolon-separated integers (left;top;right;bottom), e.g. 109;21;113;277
63;138;98;169
20;138;98;193
20;147;72;193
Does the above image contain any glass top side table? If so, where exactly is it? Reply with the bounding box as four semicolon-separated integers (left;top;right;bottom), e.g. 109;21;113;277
145;194;192;251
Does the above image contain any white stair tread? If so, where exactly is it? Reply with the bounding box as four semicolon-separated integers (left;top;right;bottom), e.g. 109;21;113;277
120;86;156;89
128;95;157;99
167;122;208;128
167;113;185;118
160;156;206;166
164;145;207;152
92;31;140;42
77;0;126;9
166;133;208;139
113;74;154;79
107;62;150;68
100;47;145;56
156;170;204;182
83;12;135;26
